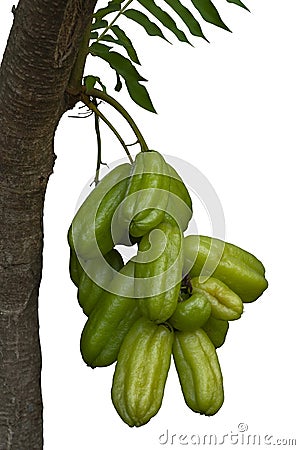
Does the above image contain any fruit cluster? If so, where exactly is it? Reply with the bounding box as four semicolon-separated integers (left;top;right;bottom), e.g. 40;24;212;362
68;150;268;427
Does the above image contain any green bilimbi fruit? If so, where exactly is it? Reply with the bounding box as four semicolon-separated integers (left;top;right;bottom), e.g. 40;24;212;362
67;156;269;426
183;235;268;303
121;150;171;238
173;329;224;416
80;261;140;367
68;163;131;260
168;292;212;331
191;277;243;321
135;220;183;323
77;249;124;316
202;316;229;348
111;316;173;427
69;249;84;288
164;163;192;232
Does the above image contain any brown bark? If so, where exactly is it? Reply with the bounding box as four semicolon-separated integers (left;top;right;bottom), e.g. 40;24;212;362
0;0;97;448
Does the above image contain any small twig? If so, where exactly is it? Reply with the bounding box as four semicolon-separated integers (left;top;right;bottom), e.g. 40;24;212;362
92;97;107;185
126;140;139;147
68;111;93;118
81;93;134;164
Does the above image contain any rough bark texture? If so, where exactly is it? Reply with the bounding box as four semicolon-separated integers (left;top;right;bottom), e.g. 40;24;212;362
0;0;97;448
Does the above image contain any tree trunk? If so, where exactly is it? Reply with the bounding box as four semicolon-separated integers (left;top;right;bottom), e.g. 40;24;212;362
0;0;97;448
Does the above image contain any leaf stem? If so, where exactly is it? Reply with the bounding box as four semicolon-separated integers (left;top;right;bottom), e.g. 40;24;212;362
97;0;135;41
92;98;104;185
85;87;149;152
81;93;134;164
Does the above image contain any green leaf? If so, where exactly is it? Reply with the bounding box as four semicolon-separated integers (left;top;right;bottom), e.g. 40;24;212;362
137;0;191;44
94;0;123;20
84;75;100;92
125;78;156;113
101;34;119;44
100;33;140;64
226;0;250;12
111;25;141;65
89;43;155;112
115;72;122;92
163;0;207;40
89;43;113;55
84;75;107;93
190;0;231;31
90;43;146;82
91;19;108;31
90;31;98;40
123;9;169;42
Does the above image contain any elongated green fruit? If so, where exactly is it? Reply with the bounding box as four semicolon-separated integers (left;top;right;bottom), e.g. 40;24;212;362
80;261;140;367
68;163;131;260
191;277;243;321
164;163;192;231
69;249;84;288
184;235;268;302
135;221;183;323
168;292;211;331
122;151;171;237
173;329;224;416
202;316;229;348
77;249;124;316
111;316;173;427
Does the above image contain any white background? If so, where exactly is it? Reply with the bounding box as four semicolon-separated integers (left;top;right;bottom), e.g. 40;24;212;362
1;1;300;448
